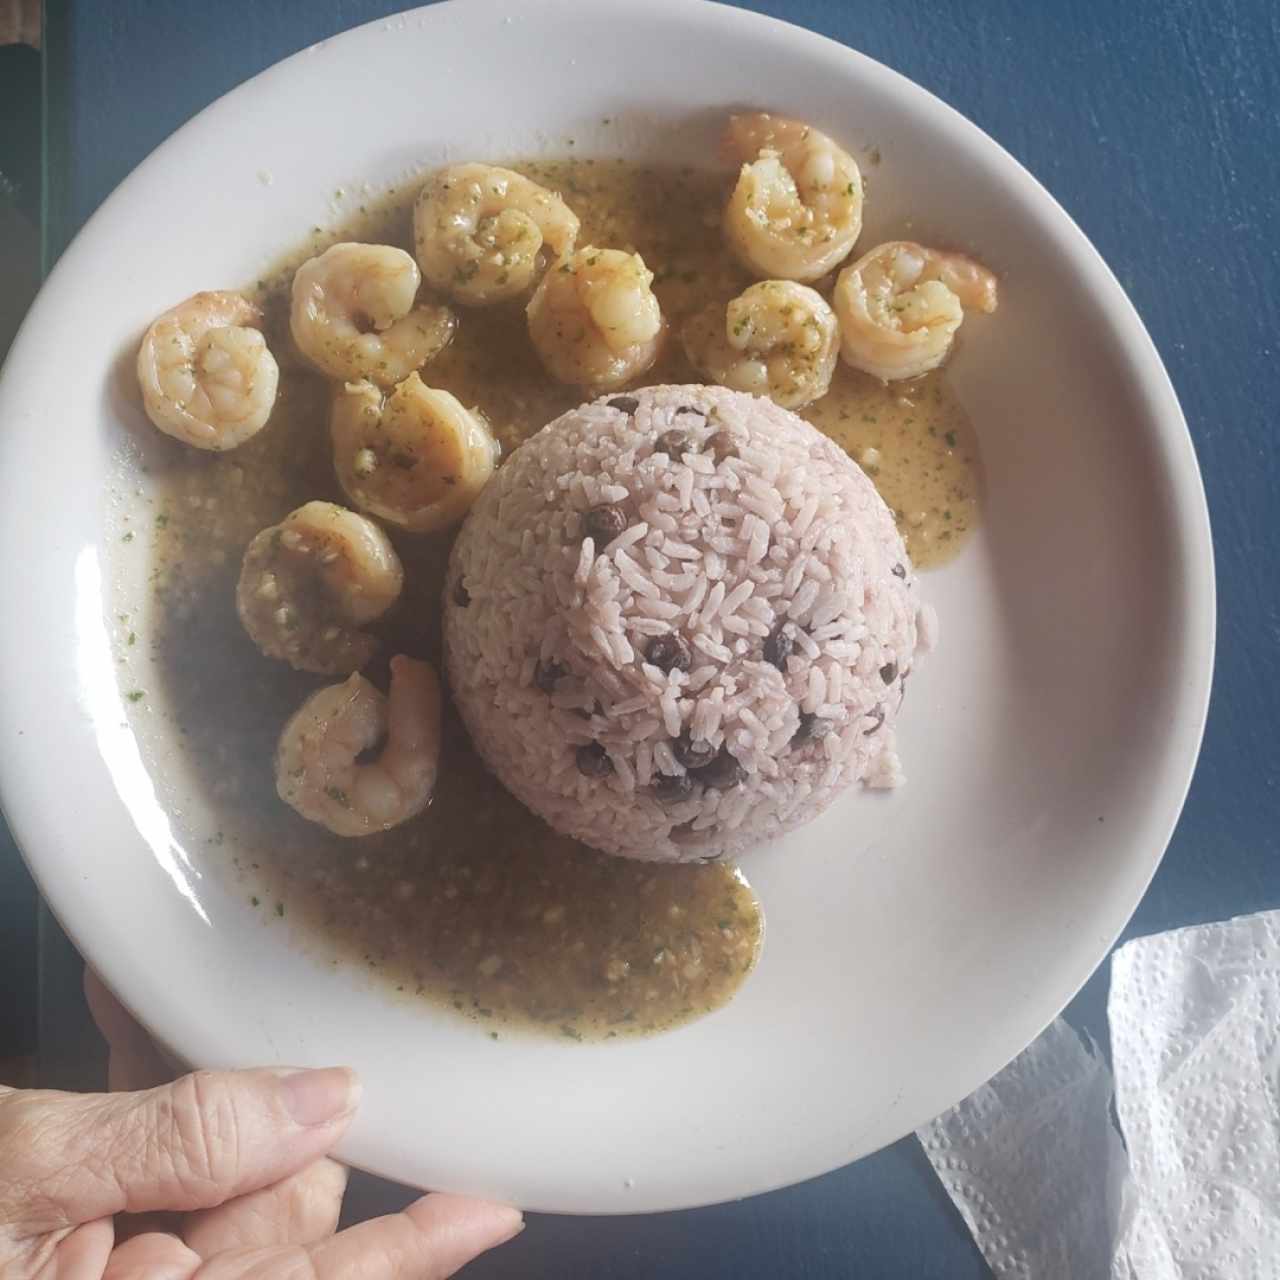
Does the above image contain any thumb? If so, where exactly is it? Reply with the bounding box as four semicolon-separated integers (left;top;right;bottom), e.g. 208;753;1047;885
0;1066;359;1231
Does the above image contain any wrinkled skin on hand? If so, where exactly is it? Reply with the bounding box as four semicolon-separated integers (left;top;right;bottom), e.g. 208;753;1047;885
0;972;522;1279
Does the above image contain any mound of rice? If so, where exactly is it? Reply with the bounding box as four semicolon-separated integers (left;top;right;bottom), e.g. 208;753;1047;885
443;385;935;863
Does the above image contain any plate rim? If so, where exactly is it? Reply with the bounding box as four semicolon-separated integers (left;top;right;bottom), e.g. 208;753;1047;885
0;0;1216;1213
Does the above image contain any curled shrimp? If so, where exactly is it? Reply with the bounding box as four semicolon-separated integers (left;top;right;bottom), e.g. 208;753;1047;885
276;655;441;837
682;280;839;409
331;373;499;533
526;246;665;391
723;113;863;283
290;242;457;387
414;163;580;306
236;500;404;674
136;291;279;450
832;240;998;381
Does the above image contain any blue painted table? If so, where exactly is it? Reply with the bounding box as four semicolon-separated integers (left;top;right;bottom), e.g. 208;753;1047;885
34;0;1279;1274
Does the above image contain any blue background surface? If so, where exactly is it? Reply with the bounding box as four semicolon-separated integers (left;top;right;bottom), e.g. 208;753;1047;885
24;0;1280;1273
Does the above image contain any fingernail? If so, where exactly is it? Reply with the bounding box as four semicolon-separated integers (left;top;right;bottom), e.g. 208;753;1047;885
490;1206;525;1242
279;1066;361;1126
489;1206;526;1248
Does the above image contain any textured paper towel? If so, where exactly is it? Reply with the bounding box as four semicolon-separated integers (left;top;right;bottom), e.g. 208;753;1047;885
1110;910;1280;1279
917;1019;1128;1277
918;909;1280;1279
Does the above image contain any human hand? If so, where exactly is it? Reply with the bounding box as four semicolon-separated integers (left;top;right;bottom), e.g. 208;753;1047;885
0;971;523;1278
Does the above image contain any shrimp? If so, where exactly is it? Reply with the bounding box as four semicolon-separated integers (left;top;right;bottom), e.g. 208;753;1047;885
331;373;499;533
832;240;998;381
414;163;580;306
290;242;456;387
236;500;404;674
276;655;441;837
723;113;863;283
136;291;279;450
526;246;665;391
681;280;839;409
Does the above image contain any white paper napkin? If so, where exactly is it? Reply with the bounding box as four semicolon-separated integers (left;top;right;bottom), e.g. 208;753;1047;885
918;909;1280;1279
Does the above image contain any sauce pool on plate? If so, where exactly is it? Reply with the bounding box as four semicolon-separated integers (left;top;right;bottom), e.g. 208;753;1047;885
122;157;982;1040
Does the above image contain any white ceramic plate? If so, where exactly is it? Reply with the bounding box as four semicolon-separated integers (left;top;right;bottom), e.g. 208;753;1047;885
0;0;1213;1213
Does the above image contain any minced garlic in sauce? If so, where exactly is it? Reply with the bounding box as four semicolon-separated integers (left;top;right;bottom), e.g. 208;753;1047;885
129;158;981;1040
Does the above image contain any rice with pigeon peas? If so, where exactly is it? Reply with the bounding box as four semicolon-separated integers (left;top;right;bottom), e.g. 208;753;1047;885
443;384;935;863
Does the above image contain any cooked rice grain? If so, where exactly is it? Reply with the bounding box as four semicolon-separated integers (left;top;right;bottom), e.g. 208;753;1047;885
444;385;932;863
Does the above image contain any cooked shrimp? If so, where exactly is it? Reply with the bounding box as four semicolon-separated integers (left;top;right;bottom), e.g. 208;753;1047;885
723;114;863;283
331;373;499;533
236;500;404;674
136;291;279;450
682;280;839;409
526;246;665;390
290;242;456;387
276;655;441;837
414;163;580;306
832;240;998;381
